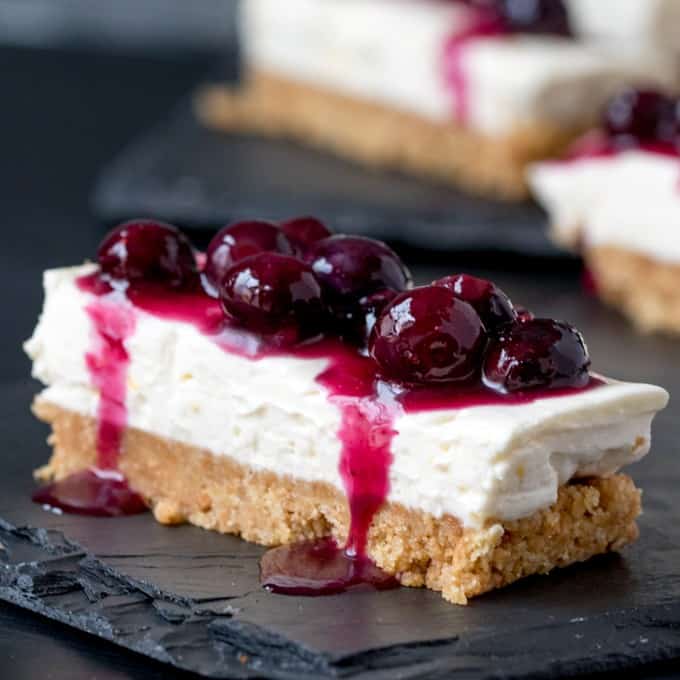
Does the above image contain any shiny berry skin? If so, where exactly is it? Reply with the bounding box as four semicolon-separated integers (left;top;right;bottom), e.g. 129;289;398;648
97;219;196;287
204;220;293;287
280;216;332;255
220;252;324;342
369;286;487;384
482;318;590;393
308;235;411;305
433;274;516;332
360;289;399;341
603;89;676;146
515;306;535;323
498;0;571;36
338;288;399;347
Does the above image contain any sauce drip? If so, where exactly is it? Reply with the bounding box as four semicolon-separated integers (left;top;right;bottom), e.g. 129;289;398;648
32;289;146;517
442;9;506;123
85;297;135;469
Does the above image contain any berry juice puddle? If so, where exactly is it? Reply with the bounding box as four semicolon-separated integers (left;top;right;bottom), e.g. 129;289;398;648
34;217;599;596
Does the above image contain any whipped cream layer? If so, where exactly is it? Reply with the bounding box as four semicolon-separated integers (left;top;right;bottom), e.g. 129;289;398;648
529;150;680;263
241;0;676;136
26;266;668;528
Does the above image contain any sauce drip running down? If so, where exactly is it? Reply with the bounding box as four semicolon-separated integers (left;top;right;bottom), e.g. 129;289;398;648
32;291;146;516
442;10;506;123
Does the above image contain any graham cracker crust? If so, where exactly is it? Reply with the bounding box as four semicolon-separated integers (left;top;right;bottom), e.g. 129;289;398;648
588;246;680;335
195;71;579;201
33;399;641;605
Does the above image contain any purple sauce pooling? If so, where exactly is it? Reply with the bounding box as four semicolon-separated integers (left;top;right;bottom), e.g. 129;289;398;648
260;537;399;596
32;468;147;517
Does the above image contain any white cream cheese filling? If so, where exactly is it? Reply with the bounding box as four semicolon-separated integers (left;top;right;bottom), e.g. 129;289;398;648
529;150;680;264
240;0;677;136
25;266;668;528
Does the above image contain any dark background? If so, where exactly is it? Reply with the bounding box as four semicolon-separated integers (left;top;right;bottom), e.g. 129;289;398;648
0;45;214;679
0;7;679;679
0;0;237;54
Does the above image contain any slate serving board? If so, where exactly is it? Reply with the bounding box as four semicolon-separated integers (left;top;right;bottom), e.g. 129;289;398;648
2;269;679;679
91;102;561;258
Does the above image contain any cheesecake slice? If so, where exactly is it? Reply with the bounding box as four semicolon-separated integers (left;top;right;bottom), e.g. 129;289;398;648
197;0;676;199
530;87;680;335
26;218;668;604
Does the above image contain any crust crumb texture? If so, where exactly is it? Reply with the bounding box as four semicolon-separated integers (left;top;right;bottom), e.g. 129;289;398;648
588;246;680;336
34;399;641;604
195;72;580;201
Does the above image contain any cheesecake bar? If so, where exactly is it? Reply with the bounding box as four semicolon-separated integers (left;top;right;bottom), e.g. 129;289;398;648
530;87;680;335
197;0;676;199
26;218;668;604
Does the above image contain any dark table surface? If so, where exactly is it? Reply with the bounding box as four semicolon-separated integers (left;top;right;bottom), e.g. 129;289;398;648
0;45;215;680
1;46;679;679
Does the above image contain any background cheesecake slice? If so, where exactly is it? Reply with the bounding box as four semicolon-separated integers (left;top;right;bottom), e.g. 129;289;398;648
568;0;680;55
25;219;669;604
530;88;680;335
197;0;677;199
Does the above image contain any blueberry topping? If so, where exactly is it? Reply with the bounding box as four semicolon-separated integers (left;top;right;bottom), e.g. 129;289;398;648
220;252;324;344
280;216;333;255
483;318;590;392
433;273;516;332
603;88;676;147
308;235;411;304
205;221;293;288
498;0;571;36
369;285;487;384
98;219;196;287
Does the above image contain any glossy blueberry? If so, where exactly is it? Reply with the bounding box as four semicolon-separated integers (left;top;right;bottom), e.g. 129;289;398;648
482;318;590;392
498;0;571;36
280;216;333;255
335;288;399;347
204;221;293;288
433;273;516;332
603;89;676;146
515;306;535;323
220;252;324;343
308;235;411;304
369;286;487;384
97;219;196;287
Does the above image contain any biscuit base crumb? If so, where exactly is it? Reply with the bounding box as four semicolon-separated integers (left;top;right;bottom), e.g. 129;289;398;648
588;246;680;336
195;71;580;201
33;399;641;605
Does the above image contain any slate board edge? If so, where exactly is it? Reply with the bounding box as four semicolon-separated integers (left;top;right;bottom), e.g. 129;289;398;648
90;101;567;258
1;518;680;680
0;518;335;680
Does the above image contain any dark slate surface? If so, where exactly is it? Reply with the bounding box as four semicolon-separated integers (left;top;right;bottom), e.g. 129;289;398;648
92;103;560;258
